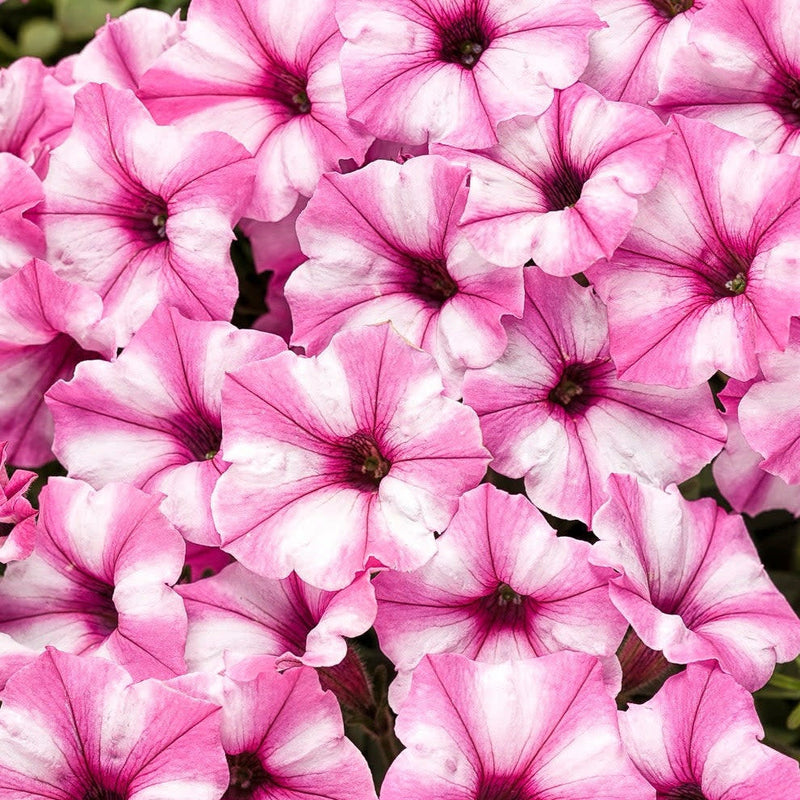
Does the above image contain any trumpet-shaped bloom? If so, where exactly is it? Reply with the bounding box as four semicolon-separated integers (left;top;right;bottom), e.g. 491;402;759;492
47;306;285;545
462;269;725;523
0;259;115;468
620;664;800;799
713;374;800;516
737;322;800;488
589;115;800;387
337;0;602;148
178;564;376;673
580;0;701;104
182;667;378;800
286;155;524;394
0;649;228;800
435;82;669;274
38;83;253;344
0;442;36;563
654;0;800;155
0;154;44;279
374;484;626;709
140;0;373;222
212;323;490;590
0;478;188;680
590;474;800;690
380;652;653;800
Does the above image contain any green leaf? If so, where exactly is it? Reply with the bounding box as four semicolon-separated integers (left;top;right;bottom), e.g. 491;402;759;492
787;702;800;731
766;673;800;694
17;17;62;59
54;0;137;40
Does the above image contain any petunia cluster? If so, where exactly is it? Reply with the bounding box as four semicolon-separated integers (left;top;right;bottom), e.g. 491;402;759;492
2;0;800;796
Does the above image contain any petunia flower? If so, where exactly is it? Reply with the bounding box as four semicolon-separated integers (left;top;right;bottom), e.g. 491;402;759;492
619;663;800;799
285;155;524;394
0;478;188;680
46;305;286;545
0;442;36;563
380;652;654;800
434;81;669;274
654;0;800;155
38;82;254;344
589;115;800;387
212;322;490;590
374;484;626;709
462;269;725;524
0;259;115;468
178;564;376;673
0;648;228;800
590;474;800;691
580;0;702;104
337;0;602;148
140;0;373;222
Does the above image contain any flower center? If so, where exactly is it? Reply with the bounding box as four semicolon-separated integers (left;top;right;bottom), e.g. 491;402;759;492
775;75;800;124
438;7;491;70
719;249;751;297
223;751;271;800
724;272;747;295
541;163;587;211
137;194;169;244
340;432;391;488
647;0;694;18
264;65;312;115
477;582;528;630
475;774;530;800
548;363;593;410
81;784;126;800
407;255;459;306
93;580;119;636
658;786;706;800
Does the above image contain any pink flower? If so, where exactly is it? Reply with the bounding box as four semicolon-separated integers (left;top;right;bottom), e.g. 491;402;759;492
47;305;285;545
0;649;228;800
212;323;490;590
0;153;44;280
178;564;376;673
580;0;702;104
140;0;372;222
713;373;800;516
180;667;378;800
0;478;188;680
434;82;669;274
337;0;602;148
0;442;36;563
285;155;524;394
590;474;800;691
589;115;800;387
654;0;800;155
374;484;626;709
0;259;115;468
462;269;725;524
620;664;800;798
381;652;653;800
38;82;254;344
72;8;184;91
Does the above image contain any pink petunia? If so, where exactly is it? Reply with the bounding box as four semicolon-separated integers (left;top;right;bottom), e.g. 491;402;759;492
435;82;669;274
0;442;36;563
620;663;800;798
590;474;800;691
462;269;725;524
285;155;524;394
337;0;602;148
654;0;800;155
0;478;188;680
381;652;653;800
178;564;376;673
374;484;626;709
140;0;373;222
47;305;286;545
38;82;254;344
589;115;800;387
0;648;228;800
212;322;490;590
0;259;115;468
